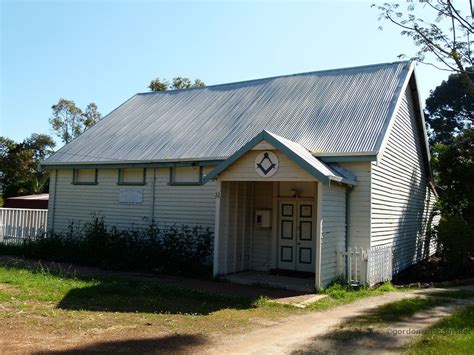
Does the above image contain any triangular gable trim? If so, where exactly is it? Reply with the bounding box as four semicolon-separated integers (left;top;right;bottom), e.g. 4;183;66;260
203;131;357;185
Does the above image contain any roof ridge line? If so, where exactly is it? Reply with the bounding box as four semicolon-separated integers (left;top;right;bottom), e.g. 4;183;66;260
136;60;412;96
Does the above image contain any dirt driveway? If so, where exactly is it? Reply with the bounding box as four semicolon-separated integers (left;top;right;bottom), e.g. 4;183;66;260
1;257;472;354
203;286;474;355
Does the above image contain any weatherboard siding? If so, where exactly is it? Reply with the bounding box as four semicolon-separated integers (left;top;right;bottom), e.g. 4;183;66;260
339;162;371;250
49;167;216;233
218;149;315;182
251;182;273;271
50;169;153;232
153;167;216;229
320;183;347;286
371;86;435;272
47;170;57;232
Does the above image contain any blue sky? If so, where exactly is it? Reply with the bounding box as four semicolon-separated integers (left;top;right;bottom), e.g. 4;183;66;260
1;0;450;145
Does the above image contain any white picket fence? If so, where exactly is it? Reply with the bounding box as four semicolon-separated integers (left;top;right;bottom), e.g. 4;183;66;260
366;245;393;286
0;208;48;244
338;245;393;286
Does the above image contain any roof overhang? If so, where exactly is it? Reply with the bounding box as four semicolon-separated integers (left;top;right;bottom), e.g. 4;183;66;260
41;158;223;170
203;130;357;186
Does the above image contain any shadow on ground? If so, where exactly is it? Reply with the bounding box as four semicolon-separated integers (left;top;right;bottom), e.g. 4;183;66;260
293;296;445;354
34;334;208;354
57;276;257;315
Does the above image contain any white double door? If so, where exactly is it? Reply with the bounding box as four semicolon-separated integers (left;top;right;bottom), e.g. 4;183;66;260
277;200;315;273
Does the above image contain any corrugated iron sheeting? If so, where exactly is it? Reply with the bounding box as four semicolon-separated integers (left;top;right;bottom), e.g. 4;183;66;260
44;61;411;165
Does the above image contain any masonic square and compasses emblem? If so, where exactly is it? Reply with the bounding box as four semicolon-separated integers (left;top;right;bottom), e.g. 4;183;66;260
255;151;279;177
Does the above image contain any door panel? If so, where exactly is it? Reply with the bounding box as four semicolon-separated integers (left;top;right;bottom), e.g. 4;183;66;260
278;202;296;270
296;202;315;272
278;200;315;272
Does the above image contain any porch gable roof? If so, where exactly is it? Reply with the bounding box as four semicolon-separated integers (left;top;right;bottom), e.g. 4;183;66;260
203;130;357;186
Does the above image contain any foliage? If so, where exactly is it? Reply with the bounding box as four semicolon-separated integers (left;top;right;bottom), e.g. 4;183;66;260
0;218;214;276
49;98;102;144
148;77;205;91
431;129;474;274
0;134;55;199
425;68;474;145
83;103;101;128
436;215;474;273
148;78;169;91
374;1;474;93
433;129;473;223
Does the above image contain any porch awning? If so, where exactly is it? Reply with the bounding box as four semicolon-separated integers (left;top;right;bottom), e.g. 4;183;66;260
203;130;357;186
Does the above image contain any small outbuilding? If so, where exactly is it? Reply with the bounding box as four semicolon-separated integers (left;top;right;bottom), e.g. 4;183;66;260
42;61;437;291
4;194;49;210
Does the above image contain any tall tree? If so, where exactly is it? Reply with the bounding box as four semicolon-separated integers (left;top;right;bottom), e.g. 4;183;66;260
49;98;102;144
374;1;474;93
148;78;169;92
83;103;102;128
148;77;205;91
433;129;474;273
425;67;474;145
0;134;55;199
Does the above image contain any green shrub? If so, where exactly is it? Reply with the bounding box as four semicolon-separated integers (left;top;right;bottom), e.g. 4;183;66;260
0;217;213;277
436;215;474;274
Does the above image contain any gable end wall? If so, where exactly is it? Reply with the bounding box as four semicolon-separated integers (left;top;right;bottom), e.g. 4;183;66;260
371;84;436;273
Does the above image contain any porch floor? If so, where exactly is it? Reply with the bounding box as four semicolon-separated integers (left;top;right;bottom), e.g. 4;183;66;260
221;270;315;293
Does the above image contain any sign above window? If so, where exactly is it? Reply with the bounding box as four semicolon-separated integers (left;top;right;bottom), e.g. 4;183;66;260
255;151;279;177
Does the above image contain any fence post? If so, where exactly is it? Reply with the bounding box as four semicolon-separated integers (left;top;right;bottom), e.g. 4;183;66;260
347;247;352;284
360;248;366;286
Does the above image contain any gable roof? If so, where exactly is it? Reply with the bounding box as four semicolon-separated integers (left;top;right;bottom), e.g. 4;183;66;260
203;130;357;185
43;61;415;167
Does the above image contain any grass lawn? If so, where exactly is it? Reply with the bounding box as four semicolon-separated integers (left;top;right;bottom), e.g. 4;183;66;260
306;282;400;311
405;304;474;354
0;265;302;352
0;264;402;353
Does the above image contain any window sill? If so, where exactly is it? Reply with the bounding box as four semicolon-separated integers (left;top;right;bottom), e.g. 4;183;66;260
72;182;98;185
168;182;202;186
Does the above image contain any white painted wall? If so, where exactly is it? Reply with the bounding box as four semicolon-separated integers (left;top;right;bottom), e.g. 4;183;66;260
338;162;372;250
153;167;216;229
218;149;315;182
251;182;273;271
49;168;153;233
320;183;347;287
49;167;216;233
371;84;436;272
214;181;254;275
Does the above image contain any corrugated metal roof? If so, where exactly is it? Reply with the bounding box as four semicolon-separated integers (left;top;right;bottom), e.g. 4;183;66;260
43;61;413;166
